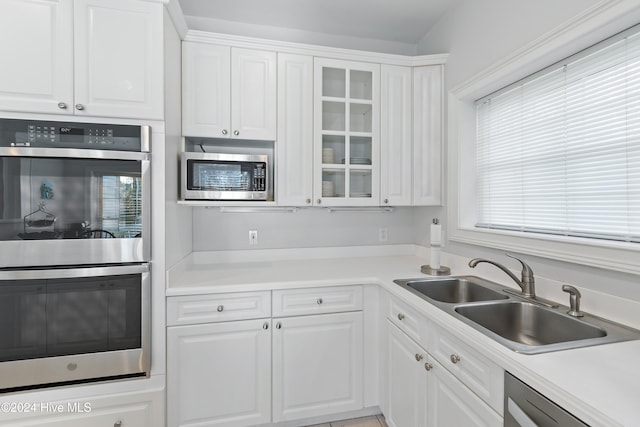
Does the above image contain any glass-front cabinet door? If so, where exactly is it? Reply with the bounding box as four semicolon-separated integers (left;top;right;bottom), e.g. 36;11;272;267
314;59;380;206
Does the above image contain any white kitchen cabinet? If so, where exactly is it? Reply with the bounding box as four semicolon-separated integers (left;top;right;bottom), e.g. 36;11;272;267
167;286;364;426
380;64;443;206
0;388;164;427
413;65;443;205
272;311;364;422
167;319;272;427
314;58;380;206
0;0;163;119
182;42;277;140
380;65;413;206
386;320;428;427
428;358;503;427
277;53;314;206
0;0;73;115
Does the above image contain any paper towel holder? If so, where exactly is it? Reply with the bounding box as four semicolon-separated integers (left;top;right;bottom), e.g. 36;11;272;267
421;218;451;276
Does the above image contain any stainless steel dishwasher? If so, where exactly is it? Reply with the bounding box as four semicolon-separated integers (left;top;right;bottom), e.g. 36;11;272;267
504;372;589;427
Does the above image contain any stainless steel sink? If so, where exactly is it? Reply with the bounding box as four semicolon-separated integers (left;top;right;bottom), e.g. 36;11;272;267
394;276;508;304
393;275;640;354
455;301;606;346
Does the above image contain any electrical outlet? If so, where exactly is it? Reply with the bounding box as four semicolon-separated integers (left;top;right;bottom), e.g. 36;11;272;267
378;228;388;242
249;230;258;245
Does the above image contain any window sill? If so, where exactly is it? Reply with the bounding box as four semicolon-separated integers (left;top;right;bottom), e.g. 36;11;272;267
450;226;640;275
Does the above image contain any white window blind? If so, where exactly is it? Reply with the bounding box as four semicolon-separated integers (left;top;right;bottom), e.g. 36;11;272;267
475;26;640;243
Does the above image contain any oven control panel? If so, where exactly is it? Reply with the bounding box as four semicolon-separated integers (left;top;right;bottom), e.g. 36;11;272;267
0;118;148;152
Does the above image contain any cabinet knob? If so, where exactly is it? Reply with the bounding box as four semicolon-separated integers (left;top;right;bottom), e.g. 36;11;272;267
263;321;269;330
57;102;68;109
316;298;323;305
317;199;322;204
397;313;405;321
424;362;433;371
450;354;461;364
221;129;228;135
415;353;424;362
217;305;224;312
114;421;122;427
384;199;389;204
233;130;240;136
306;198;311;204
75;104;85;111
275;322;282;329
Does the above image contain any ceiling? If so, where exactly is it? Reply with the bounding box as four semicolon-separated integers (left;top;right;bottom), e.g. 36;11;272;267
178;0;460;45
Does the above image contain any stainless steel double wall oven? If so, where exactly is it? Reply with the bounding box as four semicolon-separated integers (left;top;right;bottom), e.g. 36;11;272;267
0;118;151;391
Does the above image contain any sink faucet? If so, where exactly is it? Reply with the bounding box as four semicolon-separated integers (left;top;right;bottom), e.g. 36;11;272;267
468;254;536;298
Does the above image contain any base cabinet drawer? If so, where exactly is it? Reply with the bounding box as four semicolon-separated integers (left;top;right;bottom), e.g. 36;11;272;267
0;389;164;427
167;291;271;325
272;285;363;317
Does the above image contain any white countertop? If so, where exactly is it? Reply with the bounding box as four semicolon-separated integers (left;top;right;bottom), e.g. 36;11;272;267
167;245;640;427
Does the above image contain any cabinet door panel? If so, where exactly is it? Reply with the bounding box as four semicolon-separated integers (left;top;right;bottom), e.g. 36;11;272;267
0;0;73;114
413;66;443;205
380;65;412;206
428;359;502;427
386;321;427;427
74;0;163;119
182;42;231;137
231;48;277;140
167;319;271;427
277;53;313;206
272;312;363;422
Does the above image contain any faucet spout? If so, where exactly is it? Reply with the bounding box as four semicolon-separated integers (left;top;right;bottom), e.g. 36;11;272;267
468;254;536;298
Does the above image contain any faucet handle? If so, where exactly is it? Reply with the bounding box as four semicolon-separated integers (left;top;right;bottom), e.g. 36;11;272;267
505;253;534;277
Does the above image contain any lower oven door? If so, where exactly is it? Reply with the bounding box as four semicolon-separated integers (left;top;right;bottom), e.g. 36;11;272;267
0;264;150;391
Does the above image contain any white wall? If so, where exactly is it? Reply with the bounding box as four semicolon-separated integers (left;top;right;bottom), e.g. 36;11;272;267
184;15;418;56
192;206;441;251
418;0;640;303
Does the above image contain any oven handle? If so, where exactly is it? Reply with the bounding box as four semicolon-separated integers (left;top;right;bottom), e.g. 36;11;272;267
0;264;149;280
0;147;149;161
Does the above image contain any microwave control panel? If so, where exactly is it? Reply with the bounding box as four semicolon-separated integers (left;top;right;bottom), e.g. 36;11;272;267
0;118;146;152
253;164;266;191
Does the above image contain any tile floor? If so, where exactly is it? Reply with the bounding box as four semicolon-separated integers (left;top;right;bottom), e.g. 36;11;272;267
307;414;388;427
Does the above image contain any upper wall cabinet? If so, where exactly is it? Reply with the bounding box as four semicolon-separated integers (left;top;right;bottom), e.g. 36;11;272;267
0;0;164;120
183;42;277;140
413;66;443;205
380;64;443;206
277;53;314;206
314;58;380;206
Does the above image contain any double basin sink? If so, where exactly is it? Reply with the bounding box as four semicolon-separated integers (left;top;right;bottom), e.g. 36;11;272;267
393;276;640;354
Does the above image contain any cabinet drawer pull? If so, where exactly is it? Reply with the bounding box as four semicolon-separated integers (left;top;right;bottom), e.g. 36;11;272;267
384;198;389;204
233;130;240;136
75;103;85;111
415;353;424;362
217;305;224;312
317;199;322;204
114;420;122;427
397;313;405;321
316;298;323;305
263;321;269;330
221;129;228;135
275;322;282;329
306;198;311;204
424;362;433;371
57;102;67;109
450;354;461;364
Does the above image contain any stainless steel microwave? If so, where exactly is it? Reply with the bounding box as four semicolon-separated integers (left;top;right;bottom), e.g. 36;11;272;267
181;152;273;201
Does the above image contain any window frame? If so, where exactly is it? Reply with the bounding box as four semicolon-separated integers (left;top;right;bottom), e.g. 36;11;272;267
447;0;640;275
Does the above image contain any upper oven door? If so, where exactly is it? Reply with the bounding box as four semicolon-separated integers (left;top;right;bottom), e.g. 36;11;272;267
0;147;150;267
